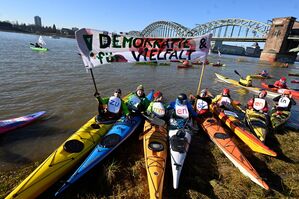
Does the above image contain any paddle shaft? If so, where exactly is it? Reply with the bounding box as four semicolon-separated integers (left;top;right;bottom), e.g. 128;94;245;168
234;70;244;79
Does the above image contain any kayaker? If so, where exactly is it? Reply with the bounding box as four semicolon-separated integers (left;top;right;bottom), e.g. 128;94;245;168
247;90;269;113
94;89;130;122
168;93;198;120
239;75;252;87
146;91;168;120
259;70;269;78
212;88;239;107
272;90;296;111
191;89;213;116
127;85;151;113
274;77;288;89
35;42;42;48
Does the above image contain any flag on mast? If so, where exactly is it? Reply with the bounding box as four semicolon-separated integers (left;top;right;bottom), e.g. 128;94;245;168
75;28;212;69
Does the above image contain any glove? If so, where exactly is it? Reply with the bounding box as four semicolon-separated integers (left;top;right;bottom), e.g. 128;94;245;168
94;92;100;97
126;114;132;120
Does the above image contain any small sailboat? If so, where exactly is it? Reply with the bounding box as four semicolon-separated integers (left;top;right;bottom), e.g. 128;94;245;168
30;36;48;51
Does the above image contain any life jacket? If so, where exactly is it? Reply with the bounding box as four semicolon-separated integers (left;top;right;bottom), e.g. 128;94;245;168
175;103;189;119
217;96;231;107
239;78;252;87
107;96;121;114
151;102;166;117
253;98;266;111
274;81;287;89
196;99;209;115
127;94;141;110
278;96;290;108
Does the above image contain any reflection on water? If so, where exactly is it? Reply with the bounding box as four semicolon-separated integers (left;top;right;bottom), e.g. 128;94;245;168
0;31;298;170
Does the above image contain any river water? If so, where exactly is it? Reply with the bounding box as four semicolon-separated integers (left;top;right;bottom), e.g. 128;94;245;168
0;31;298;171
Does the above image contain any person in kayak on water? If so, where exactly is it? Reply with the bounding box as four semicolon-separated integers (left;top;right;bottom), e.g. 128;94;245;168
272;90;296;112
94;89;130;122
239;75;252;87
259;70;269;78
146;91;168;121
35;42;42;48
274;77;288;89
127;85;151;113
190;89;214;117
247;90;269;114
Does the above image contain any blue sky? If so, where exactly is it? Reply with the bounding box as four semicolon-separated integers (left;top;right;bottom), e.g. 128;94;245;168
0;0;298;32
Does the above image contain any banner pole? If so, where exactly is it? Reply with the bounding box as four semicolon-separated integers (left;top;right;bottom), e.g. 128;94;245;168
196;62;206;95
89;68;99;94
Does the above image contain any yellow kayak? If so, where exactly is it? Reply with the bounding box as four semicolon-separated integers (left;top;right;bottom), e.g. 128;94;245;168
215;73;280;99
143;120;167;199
211;105;276;157
245;109;268;142
5;117;113;199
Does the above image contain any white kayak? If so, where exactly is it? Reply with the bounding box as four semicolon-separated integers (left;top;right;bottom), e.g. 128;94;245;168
168;118;192;189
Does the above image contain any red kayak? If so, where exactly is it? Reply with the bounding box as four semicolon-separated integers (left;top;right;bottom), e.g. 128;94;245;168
177;64;192;69
261;82;299;99
291;80;299;84
0;111;46;134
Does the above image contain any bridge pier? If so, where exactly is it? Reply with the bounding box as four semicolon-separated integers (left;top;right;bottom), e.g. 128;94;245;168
260;17;298;63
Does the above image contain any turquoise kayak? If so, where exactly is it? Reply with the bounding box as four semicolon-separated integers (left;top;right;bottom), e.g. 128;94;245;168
55;90;154;196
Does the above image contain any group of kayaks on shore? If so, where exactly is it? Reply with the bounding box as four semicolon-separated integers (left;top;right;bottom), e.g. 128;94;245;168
3;72;297;198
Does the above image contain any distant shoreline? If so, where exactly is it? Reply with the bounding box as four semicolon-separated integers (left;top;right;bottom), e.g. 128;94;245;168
0;29;75;39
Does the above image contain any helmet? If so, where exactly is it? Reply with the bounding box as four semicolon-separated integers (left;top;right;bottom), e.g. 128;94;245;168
262;70;267;73
136;85;144;91
153;91;162;99
283;90;291;96
177;93;187;105
114;89;121;94
280;77;287;82
259;90;267;98
200;89;208;97
222;88;230;96
183;60;189;65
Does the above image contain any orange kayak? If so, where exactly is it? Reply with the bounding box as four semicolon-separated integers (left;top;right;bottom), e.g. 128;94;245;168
211;105;277;157
143;120;168;199
195;116;269;190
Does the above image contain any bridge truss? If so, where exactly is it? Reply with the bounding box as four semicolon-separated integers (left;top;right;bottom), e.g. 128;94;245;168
133;18;270;39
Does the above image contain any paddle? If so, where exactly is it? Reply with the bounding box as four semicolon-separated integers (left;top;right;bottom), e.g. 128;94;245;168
234;70;244;79
141;113;165;126
30;43;35;46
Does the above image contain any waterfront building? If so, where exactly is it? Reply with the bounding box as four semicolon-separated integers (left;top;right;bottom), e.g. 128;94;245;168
34;16;42;27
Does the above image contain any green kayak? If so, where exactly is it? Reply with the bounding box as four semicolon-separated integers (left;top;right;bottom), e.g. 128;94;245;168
270;109;291;129
30;46;48;51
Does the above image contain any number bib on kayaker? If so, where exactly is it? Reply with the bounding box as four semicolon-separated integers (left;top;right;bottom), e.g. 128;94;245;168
218;96;231;106
196;99;208;111
107;96;121;113
128;95;141;110
152;102;165;117
278;96;290;108
253;98;266;111
175;104;189;119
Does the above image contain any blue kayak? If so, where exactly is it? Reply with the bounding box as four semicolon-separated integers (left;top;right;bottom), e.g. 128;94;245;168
55;91;153;196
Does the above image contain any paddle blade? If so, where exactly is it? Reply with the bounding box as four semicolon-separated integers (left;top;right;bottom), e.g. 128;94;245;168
142;113;165;126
